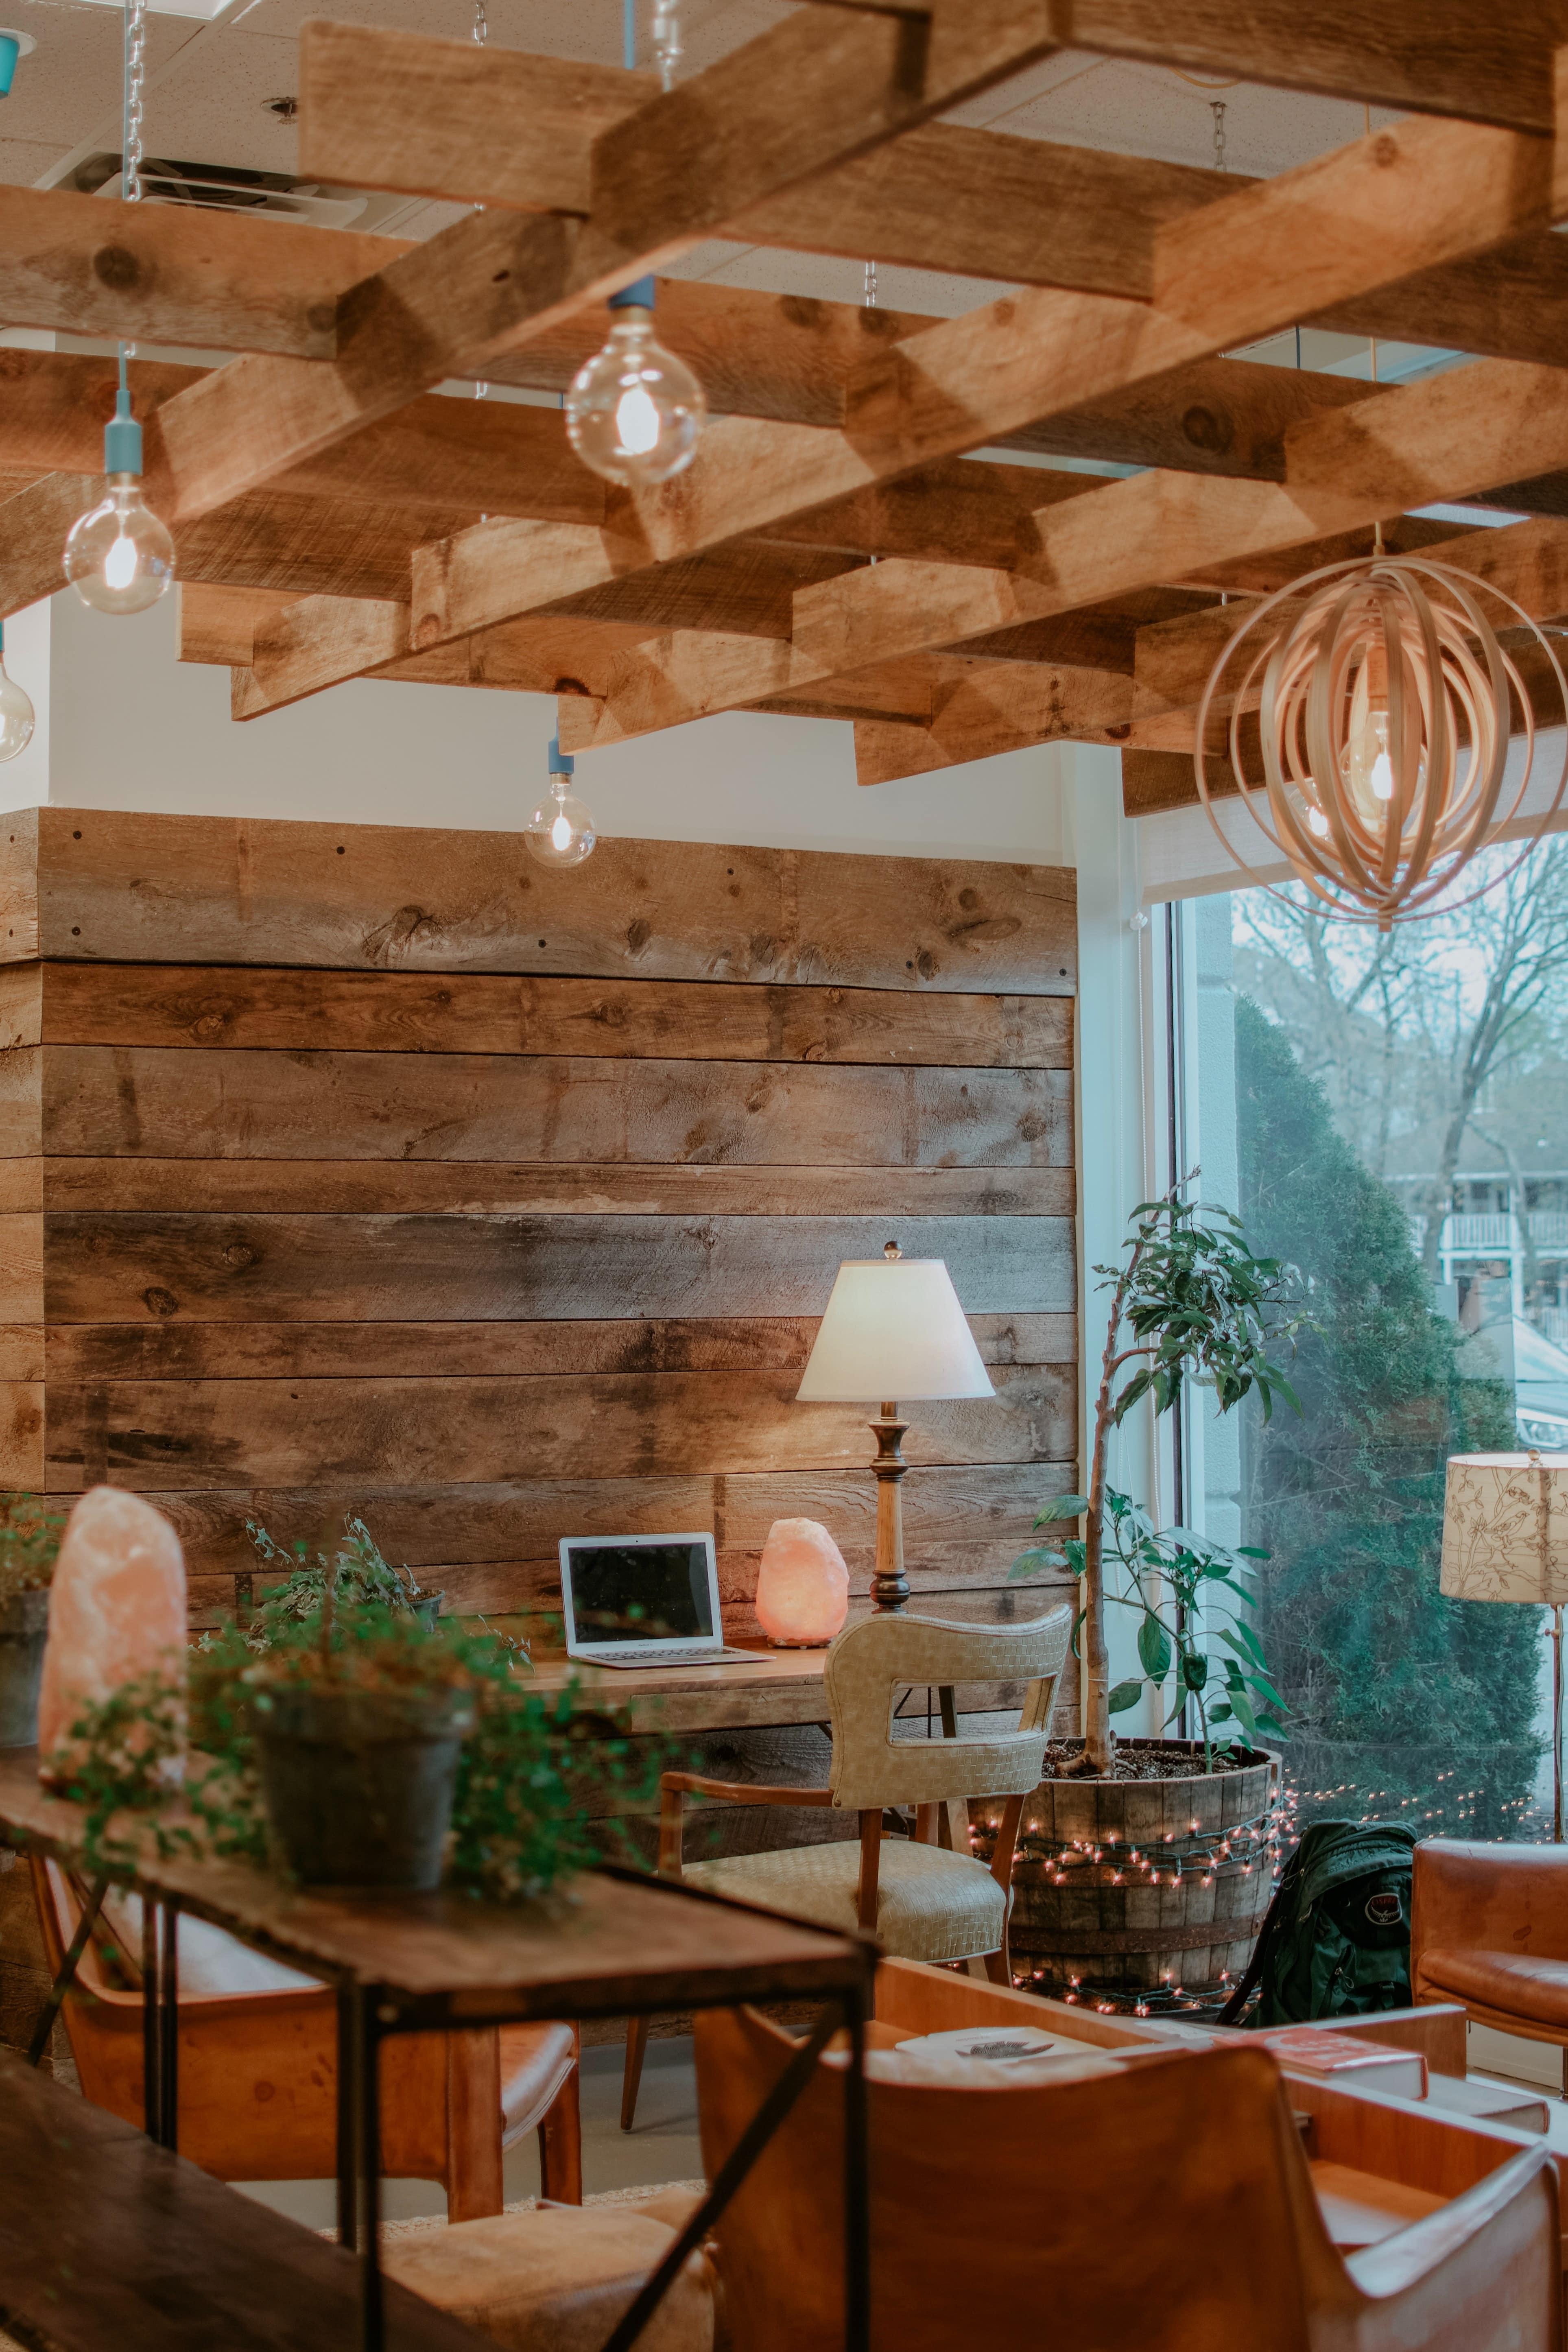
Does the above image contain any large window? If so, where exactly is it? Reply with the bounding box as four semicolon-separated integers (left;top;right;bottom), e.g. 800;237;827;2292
1172;843;1568;1839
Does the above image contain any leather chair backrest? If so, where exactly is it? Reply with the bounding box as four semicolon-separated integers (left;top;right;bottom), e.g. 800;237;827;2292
823;1605;1070;1813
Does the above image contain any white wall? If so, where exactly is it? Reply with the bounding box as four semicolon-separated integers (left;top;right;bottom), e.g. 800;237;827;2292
11;585;1074;866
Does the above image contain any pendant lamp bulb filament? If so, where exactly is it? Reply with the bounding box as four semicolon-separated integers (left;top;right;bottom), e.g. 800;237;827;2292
63;369;173;616
0;621;35;764
526;735;597;869
566;278;705;487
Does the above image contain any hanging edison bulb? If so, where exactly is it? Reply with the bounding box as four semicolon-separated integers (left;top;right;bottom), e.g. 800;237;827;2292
525;735;597;869
566;278;705;487
1194;555;1568;928
63;369;174;616
0;621;34;763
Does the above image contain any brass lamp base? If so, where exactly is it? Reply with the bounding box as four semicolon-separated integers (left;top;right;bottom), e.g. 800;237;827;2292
870;1401;910;1613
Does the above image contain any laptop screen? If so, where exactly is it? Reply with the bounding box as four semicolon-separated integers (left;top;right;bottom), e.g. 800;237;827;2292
563;1539;716;1647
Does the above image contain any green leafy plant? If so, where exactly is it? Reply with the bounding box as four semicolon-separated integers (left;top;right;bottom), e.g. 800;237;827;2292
0;1493;66;1608
1017;1487;1287;1774
57;1602;666;1900
1011;1179;1309;1773
245;1513;425;1631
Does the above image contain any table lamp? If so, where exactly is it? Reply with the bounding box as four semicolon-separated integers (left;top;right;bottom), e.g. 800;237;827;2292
796;1243;994;1613
1441;1449;1568;1838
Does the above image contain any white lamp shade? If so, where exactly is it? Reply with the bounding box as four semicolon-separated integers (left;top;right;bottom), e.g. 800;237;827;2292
1441;1452;1568;1605
795;1257;994;1403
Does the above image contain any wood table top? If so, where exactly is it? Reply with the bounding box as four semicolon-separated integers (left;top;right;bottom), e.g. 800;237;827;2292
0;1749;870;2028
520;1638;829;1733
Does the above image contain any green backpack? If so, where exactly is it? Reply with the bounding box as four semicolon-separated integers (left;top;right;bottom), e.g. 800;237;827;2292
1217;1819;1417;2028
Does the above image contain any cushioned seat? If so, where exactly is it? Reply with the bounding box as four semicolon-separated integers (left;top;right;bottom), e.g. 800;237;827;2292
1418;1946;1568;2032
684;1838;1007;1965
500;2024;579;2144
382;2191;714;2352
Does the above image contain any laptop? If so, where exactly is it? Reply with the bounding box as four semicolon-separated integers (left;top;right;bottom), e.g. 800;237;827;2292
557;1531;766;1668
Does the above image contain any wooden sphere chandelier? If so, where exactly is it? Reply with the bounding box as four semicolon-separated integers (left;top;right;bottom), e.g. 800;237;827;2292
1193;555;1568;928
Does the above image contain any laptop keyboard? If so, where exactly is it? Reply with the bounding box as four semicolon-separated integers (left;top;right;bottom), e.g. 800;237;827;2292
587;1644;767;1667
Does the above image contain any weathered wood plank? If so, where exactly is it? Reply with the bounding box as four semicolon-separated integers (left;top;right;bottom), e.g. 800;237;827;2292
0;1046;40;1158
43;1363;1074;1488
30;1160;1073;1220
33;1310;1078;1382
22;814;1077;994
146;1459;1074;1577
41;1212;1074;1324
30;962;1071;1067
42;1047;1070;1168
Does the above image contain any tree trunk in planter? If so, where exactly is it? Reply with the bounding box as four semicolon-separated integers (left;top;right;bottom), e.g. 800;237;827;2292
1007;1743;1280;1998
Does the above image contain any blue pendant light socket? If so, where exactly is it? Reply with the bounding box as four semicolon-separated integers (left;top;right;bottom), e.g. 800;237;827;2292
103;385;142;476
0;35;20;97
548;734;575;780
609;276;656;312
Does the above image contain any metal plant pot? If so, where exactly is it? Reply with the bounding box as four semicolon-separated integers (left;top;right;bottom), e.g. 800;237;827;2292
1007;1740;1281;2000
411;1591;446;1629
0;1588;49;1748
253;1683;476;1890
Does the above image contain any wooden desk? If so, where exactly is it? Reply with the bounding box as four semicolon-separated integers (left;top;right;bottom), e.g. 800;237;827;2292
524;1641;828;1734
0;1749;874;2352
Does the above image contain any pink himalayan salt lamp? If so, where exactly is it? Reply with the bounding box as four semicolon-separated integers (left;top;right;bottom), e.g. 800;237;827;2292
37;1487;187;1778
755;1518;850;1648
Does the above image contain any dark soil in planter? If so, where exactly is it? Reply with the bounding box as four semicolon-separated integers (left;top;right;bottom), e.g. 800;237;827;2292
253;1683;476;1891
1040;1736;1259;1782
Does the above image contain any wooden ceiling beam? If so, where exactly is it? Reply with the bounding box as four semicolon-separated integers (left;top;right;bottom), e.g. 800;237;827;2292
140;9;1064;531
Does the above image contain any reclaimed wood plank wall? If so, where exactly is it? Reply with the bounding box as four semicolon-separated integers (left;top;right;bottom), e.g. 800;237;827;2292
0;808;1078;1653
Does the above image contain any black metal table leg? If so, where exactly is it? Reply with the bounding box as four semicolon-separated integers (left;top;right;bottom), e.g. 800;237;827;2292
140;1897;160;2145
26;1874;108;2068
336;1983;358;2252
843;1984;870;2352
157;1901;179;2151
355;1987;384;2352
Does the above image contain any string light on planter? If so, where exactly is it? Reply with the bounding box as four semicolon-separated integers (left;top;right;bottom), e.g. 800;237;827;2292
0;622;35;762
1194;554;1568;928
63;0;173;616
524;734;597;869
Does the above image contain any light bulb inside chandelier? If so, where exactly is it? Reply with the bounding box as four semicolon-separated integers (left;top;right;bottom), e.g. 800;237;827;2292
1194;554;1568;928
63;370;174;616
565;278;706;487
0;622;35;764
525;735;597;869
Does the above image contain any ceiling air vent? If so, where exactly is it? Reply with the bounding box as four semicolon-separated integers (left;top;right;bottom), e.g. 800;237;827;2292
72;152;366;230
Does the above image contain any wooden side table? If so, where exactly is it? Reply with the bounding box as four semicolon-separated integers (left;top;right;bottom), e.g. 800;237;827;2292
0;1751;875;2352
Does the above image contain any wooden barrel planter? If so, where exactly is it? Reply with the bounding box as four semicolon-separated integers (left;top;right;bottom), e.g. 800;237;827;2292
1004;1741;1281;2003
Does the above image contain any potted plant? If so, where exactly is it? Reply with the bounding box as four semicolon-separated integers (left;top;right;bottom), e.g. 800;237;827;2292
242;1594;478;1891
0;1494;66;1746
247;1512;443;1627
1003;1180;1307;2007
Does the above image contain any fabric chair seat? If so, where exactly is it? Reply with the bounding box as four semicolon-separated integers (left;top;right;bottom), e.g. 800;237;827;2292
1419;1945;1568;2032
500;2024;579;2145
382;2194;714;2352
684;1837;1006;1964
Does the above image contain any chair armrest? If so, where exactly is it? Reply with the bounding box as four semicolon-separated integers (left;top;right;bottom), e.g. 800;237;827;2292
655;1773;834;1878
1414;1840;1568;1969
1342;2145;1559;2352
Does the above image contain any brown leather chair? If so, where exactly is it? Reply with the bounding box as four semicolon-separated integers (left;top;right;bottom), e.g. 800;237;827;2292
32;1858;582;2213
695;2003;1562;2352
1413;1840;1568;2091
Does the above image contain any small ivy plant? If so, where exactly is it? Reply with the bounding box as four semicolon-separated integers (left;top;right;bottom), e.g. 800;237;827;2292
245;1513;425;1632
0;1494;66;1609
1012;1486;1288;1775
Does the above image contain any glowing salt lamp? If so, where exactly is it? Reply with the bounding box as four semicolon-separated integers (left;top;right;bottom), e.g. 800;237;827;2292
754;1518;850;1648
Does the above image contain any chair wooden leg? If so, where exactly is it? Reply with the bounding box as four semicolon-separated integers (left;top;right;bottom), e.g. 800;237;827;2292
621;2016;650;2133
539;2066;583;2205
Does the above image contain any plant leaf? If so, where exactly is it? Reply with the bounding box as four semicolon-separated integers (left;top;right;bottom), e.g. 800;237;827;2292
1008;1547;1068;1581
1136;1616;1173;1678
1107;1678;1144;1715
1034;1495;1090;1525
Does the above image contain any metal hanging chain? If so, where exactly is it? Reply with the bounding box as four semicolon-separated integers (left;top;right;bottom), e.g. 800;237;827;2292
652;0;681;91
471;0;489;400
122;0;146;203
864;259;877;310
1210;99;1227;173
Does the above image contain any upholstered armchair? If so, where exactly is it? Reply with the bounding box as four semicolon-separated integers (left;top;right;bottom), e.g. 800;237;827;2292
1412;1839;1568;2090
